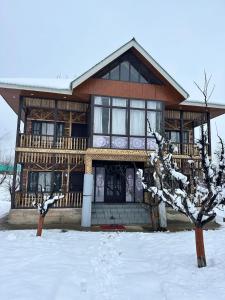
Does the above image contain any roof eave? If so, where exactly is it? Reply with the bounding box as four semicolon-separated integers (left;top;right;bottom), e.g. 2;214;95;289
0;83;72;95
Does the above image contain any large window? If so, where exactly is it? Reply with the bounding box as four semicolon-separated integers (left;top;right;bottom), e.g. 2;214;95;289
28;172;62;192
92;96;163;150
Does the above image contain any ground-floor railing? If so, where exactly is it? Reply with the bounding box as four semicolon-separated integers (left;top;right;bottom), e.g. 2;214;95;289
15;192;83;208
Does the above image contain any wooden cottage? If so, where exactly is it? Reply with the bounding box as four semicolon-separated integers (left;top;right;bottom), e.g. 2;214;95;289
1;39;225;228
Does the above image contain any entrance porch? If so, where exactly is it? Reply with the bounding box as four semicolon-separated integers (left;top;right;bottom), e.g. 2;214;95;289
93;161;144;204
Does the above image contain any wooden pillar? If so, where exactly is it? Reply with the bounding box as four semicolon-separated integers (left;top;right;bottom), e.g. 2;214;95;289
207;112;211;156
51;100;58;191
11;95;23;208
85;155;93;174
180;110;184;155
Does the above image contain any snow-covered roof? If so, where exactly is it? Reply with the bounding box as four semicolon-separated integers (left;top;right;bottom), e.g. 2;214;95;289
181;100;225;110
0;78;72;94
0;39;189;98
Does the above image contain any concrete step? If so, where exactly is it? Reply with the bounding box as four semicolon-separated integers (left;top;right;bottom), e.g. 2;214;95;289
91;203;150;225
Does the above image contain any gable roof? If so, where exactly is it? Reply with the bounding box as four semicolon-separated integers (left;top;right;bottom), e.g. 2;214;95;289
71;38;189;98
0;39;189;98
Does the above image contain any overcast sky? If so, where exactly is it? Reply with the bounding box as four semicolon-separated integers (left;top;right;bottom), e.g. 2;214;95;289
0;0;225;153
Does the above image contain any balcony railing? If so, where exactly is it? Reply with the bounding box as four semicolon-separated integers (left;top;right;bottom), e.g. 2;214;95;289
19;134;87;150
15;192;83;208
166;143;200;156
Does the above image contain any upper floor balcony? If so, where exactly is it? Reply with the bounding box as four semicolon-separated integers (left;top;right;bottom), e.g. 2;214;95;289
18;134;88;151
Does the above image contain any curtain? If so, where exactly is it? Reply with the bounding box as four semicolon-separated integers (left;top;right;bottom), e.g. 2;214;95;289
94;107;103;133
38;172;52;192
112;109;126;134
147;111;161;134
130;110;145;135
112;98;127;107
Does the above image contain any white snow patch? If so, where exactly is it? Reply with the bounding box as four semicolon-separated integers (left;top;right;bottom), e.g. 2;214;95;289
0;229;225;299
0;185;10;218
0;78;72;90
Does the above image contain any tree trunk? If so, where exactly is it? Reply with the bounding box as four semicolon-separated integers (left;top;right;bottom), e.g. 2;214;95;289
36;215;45;237
195;227;207;268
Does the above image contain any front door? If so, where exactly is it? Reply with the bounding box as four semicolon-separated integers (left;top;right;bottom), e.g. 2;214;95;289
105;165;125;203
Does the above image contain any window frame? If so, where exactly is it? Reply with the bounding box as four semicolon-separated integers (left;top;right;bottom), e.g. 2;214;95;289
92;95;164;150
28;171;62;193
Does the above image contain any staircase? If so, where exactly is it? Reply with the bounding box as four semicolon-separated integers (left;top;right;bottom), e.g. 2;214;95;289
91;203;150;225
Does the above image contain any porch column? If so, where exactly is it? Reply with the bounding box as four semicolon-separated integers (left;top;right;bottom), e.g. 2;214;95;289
158;202;167;229
11;95;23;209
81;155;93;227
206;112;211;156
180;110;184;155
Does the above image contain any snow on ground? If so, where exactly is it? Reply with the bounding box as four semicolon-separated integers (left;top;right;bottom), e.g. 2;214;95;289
0;185;10;218
0;228;225;300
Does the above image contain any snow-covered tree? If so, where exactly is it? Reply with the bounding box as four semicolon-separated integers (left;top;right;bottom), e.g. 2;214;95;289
33;183;64;236
139;73;225;268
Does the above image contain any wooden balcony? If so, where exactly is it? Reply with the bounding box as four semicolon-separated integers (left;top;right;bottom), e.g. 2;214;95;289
167;143;200;156
19;134;88;151
17;152;84;165
15;192;83;208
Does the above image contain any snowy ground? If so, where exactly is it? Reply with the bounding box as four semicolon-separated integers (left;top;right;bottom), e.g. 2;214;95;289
0;185;10;218
1;187;225;299
0;228;225;300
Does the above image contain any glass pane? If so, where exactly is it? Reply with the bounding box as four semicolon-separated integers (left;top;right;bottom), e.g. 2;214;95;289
112;98;127;107
32;122;41;135
94;96;110;106
147;100;162;110
130;65;139;82
130;110;145;136
126;168;134;202
56;123;64;136
130;137;145;149
147;138;158;150
147;111;161;135
171;131;180;143
102;73;109;80
38;172;52;192
112;136;128;149
140;74;148;84
120;61;129;81
183;131;189;143
95;167;105;202
110;65;120;80
130;100;145;108
93;135;110;148
135;170;143;202
112;108;126;135
47;124;54;136
94;107;110;134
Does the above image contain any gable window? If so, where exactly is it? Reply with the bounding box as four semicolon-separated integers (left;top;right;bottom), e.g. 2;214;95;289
28;171;62;192
92;96;163;149
101;60;148;84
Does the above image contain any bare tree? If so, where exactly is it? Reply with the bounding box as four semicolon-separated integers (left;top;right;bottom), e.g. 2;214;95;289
139;73;225;268
33;183;64;236
0;150;13;187
4;172;20;198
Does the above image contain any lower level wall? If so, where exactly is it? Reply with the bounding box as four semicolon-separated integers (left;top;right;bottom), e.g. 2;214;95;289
8;208;82;225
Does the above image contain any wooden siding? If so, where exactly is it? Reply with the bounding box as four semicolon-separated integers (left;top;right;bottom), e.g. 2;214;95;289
74;78;182;103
